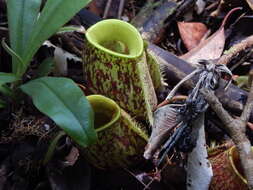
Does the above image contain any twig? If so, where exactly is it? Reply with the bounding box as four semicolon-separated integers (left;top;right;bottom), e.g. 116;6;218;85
241;68;253;123
130;0;136;17
200;73;253;189
245;0;253;10
217;35;253;65
205;0;220;11
210;0;224;17
155;95;187;110
166;69;201;100
230;49;253;71
201;89;234;127
103;0;112;18
117;0;125;18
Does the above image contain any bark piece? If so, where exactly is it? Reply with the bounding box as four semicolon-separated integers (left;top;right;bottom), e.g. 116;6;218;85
131;0;178;43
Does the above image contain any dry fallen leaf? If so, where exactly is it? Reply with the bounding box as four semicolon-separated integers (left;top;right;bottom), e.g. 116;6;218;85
178;22;208;51
144;104;179;160
181;7;242;65
244;0;253;10
180;27;225;64
246;0;253;10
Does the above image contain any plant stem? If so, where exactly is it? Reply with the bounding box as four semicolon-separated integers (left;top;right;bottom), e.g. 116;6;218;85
43;131;66;165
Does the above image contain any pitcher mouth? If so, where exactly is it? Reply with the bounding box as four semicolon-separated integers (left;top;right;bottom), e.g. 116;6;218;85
87;95;121;133
86;19;144;59
228;146;253;184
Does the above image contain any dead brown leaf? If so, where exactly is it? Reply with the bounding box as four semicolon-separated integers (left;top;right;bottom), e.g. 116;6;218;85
180;7;242;65
144;104;179;160
180;27;225;64
245;0;253;10
178;22;208;51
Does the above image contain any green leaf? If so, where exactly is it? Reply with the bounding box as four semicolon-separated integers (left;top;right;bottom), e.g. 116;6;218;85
1;38;25;74
43;131;66;165
36;57;54;78
20;77;97;147
0;72;20;85
7;0;41;73
23;0;91;75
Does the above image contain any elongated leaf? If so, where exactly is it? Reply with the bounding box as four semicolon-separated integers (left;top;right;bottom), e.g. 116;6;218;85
1;38;25;74
23;0;91;75
7;0;41;73
20;77;97;147
0;72;20;85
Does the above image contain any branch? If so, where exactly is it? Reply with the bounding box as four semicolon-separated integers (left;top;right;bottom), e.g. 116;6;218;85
200;88;253;189
241;69;253;123
103;0;112;18
200;89;234;129
217;35;253;65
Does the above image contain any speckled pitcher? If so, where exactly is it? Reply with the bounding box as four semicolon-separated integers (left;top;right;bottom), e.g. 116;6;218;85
83;19;162;124
80;95;148;169
209;145;251;190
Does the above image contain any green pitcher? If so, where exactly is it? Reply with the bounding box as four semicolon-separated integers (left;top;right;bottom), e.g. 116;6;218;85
83;19;160;124
80;95;148;169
